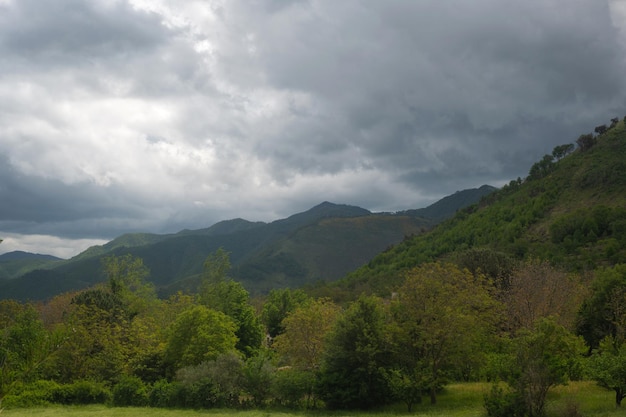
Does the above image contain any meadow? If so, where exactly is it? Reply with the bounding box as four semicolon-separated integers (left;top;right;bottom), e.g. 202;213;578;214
2;382;622;417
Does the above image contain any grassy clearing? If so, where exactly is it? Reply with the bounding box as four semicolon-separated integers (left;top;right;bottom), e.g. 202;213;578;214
1;381;622;417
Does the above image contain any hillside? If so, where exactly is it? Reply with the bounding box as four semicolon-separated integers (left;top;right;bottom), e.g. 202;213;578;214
0;251;62;280
327;119;626;297
0;189;491;301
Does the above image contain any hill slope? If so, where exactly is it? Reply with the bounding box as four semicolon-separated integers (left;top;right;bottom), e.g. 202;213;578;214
330;119;626;297
0;189;492;301
0;251;62;281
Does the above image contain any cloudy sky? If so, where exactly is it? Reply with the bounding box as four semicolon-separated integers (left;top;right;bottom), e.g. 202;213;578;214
1;0;626;258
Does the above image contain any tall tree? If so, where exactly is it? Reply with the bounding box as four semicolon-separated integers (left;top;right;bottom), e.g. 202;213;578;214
1;305;60;405
273;298;340;407
198;249;263;356
318;295;392;410
392;262;501;404
503;318;585;417
164;305;237;370
577;265;626;350
587;336;626;407
103;254;157;318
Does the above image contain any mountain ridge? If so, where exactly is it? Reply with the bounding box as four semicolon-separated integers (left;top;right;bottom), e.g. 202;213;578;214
0;188;494;300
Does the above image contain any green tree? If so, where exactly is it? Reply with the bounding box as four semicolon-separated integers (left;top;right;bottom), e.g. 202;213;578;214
274;298;340;372
318;295;392;410
164;305;237;370
577;265;626;350
242;351;275;407
393;263;501;404
102;254;157;318
587;336;626;407
494;318;585;417
273;298;340;407
0;306;60;405
261;288;309;338
198;249;263;356
53;299;128;383
552;143;574;161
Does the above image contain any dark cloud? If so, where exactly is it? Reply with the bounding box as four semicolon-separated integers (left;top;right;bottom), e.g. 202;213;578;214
0;0;168;62
1;0;625;256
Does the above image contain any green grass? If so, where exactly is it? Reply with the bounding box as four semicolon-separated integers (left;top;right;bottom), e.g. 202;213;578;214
1;382;623;417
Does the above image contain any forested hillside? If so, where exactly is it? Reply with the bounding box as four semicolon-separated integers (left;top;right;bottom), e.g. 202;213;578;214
324;118;626;298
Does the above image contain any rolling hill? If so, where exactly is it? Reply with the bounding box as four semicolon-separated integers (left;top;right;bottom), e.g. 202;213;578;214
0;187;495;301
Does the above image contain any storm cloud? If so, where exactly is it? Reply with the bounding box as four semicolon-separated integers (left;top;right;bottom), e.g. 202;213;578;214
1;0;626;257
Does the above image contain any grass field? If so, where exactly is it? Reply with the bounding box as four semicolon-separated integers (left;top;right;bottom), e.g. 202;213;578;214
1;381;622;417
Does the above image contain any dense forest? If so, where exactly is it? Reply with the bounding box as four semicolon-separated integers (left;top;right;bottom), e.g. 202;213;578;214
1;118;626;417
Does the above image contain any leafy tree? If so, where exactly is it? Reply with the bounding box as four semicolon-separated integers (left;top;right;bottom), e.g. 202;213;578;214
261;288;309;338
587;336;626;407
552;143;574;161
52;301;128;383
392;263;501;404
454;248;516;292
242;351;275;406
0;300;25;328
527;154;554;181
274;298;340;372
273;298;340;407
0;306;60;405
385;368;423;412
576;133;596;151
164;305;237;371
494;318;585;417
102;254;157;318
318;295;392;410
176;352;244;407
577;265;626;350
199;249;264;356
595;124;608;135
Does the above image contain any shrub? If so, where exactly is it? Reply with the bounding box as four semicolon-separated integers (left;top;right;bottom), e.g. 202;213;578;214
112;375;149;407
52;380;111;404
272;368;313;408
483;384;526;417
148;379;179;408
1;380;59;408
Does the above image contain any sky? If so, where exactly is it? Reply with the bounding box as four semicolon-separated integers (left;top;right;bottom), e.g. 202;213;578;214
1;0;626;258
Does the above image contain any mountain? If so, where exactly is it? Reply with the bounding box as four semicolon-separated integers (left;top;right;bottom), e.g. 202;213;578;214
399;184;497;221
0;251;62;281
324;119;626;298
0;189;493;301
0;251;61;262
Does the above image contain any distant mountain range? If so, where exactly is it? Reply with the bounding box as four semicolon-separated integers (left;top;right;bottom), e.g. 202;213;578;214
0;185;496;301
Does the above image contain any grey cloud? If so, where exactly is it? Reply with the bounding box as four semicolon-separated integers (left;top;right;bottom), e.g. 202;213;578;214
0;0;168;63
2;0;626;256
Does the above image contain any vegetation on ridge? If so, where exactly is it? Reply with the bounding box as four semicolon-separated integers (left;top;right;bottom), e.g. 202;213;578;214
326;118;626;298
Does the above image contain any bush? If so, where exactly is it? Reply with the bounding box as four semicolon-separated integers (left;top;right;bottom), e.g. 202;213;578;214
272;368;314;408
52;380;111;404
483;384;526;417
148;379;181;408
1;380;60;408
112;375;149;407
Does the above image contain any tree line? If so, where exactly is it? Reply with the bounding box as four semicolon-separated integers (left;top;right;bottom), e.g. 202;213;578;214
1;250;626;417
